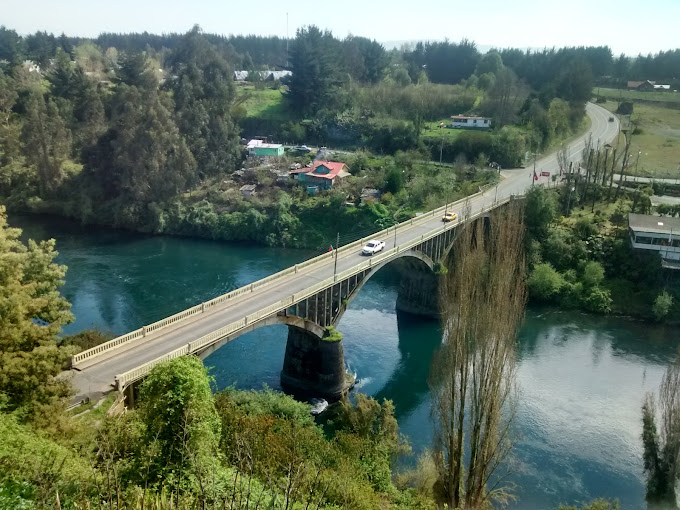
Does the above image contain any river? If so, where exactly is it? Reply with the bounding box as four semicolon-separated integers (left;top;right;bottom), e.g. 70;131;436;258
12;213;680;509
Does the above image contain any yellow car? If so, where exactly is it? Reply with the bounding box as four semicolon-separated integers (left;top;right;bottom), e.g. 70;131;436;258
442;212;458;222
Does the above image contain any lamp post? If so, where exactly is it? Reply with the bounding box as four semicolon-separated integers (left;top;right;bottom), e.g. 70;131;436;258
333;232;339;276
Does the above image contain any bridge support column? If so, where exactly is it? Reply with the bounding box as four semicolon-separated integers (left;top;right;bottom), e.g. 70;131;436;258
395;263;440;318
280;325;353;401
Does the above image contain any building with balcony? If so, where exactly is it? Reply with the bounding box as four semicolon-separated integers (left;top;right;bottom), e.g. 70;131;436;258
628;213;680;269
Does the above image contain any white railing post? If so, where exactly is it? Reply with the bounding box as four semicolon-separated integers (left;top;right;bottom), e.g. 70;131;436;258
142;326;147;337
201;303;205;313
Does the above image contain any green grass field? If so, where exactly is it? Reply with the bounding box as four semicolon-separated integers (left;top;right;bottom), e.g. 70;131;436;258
236;85;291;120
602;100;680;178
422;121;467;140
595;87;680;104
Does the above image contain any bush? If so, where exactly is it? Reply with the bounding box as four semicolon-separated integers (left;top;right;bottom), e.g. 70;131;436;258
582;261;605;289
582;286;613;314
653;291;673;321
528;263;564;302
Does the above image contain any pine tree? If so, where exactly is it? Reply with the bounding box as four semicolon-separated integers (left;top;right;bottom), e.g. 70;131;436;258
289;26;342;116
20;93;72;197
168;26;240;178
90;84;196;206
0;206;74;420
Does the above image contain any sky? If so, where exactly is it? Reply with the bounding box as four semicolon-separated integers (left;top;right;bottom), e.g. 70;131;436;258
3;0;678;56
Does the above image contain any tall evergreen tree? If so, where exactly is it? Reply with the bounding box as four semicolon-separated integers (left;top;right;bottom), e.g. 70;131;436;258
20;93;72;197
289;26;342;116
88;85;195;205
167;26;241;178
0;206;73;421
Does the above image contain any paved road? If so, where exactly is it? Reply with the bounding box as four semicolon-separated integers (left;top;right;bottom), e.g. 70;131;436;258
67;103;619;400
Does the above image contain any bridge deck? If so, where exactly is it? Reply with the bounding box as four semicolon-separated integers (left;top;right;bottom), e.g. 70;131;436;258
66;103;618;400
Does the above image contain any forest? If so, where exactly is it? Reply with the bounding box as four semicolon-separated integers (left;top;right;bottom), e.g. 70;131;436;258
0;24;634;251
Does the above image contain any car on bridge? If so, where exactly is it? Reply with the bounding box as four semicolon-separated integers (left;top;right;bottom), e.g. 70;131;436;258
442;211;458;222
362;239;385;255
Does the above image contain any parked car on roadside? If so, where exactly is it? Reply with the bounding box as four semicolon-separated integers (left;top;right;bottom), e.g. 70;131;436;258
294;145;311;153
361;239;385;255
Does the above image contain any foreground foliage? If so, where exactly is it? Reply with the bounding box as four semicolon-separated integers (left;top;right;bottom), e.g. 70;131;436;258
0;354;429;509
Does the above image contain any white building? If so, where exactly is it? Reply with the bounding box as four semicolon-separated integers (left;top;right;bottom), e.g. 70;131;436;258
628;213;680;268
450;115;491;130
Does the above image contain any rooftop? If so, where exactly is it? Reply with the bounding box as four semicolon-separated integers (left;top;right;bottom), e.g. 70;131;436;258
451;115;490;120
290;161;349;180
629;213;680;234
247;139;282;149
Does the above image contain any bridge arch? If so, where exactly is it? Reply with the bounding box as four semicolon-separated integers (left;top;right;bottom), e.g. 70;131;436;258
332;249;436;325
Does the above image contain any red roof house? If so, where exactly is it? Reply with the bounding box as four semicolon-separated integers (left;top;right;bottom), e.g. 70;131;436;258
290;161;350;192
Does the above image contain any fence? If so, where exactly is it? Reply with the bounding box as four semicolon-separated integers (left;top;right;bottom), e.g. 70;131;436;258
113;196;513;389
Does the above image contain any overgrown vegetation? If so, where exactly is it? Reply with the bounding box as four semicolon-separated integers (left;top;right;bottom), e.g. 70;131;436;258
524;185;679;320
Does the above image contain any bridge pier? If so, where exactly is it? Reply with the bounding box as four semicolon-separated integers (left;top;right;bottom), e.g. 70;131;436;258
280;325;354;400
395;260;440;318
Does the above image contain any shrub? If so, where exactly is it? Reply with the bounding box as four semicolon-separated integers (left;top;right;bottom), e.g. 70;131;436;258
582;261;605;289
582;287;613;314
528;263;564;302
653;291;673;321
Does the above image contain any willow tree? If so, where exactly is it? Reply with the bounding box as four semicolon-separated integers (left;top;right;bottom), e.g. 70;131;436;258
429;202;527;509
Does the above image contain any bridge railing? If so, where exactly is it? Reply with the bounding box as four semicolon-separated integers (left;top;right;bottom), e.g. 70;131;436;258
113;196;515;390
75;188;496;369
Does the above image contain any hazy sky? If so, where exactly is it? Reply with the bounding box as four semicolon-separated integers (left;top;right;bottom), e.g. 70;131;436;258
3;0;677;55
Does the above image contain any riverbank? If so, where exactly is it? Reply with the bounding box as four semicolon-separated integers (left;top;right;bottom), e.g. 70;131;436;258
525;187;680;323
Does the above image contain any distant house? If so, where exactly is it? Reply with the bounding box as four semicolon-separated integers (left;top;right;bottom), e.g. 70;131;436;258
22;60;40;73
626;80;669;92
628;213;680;268
450;115;491;130
246;139;284;157
234;70;292;82
290;161;350;193
239;184;257;197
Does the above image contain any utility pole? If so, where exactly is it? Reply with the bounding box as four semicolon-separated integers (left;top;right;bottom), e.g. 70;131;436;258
439;123;444;165
333;232;339;276
286;12;289;67
532;153;537;187
393;223;397;248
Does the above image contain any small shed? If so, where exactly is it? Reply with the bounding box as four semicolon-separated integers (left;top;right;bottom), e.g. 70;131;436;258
360;188;382;203
239;184;257;197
